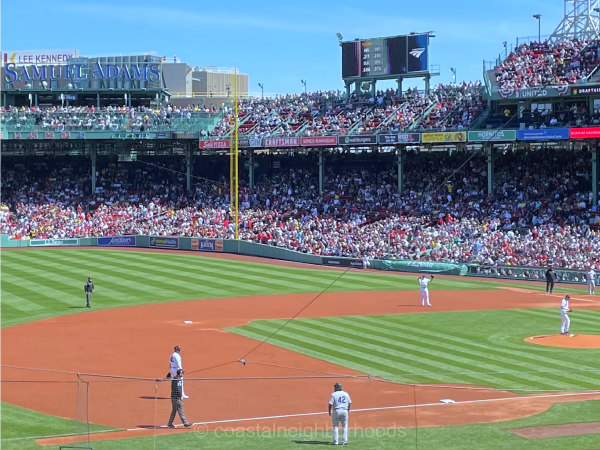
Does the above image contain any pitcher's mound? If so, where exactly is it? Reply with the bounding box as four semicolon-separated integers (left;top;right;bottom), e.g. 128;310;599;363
525;334;600;348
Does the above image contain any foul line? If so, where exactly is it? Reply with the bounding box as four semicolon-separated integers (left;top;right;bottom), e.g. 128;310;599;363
126;390;600;431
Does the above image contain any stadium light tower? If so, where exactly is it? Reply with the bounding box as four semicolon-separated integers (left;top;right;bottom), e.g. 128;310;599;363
450;67;456;84
301;79;307;95
258;82;264;100
336;32;343;44
533;14;542;42
549;0;600;43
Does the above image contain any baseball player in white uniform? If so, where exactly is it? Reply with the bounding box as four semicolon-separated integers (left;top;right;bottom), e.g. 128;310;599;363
560;295;572;335
418;275;434;307
328;382;351;445
586;268;596;295
169;345;189;398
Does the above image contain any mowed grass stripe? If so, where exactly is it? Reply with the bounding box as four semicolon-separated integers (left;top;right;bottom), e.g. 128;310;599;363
60;250;332;295
115;250;404;293
515;308;600;327
312;317;566;389
231;312;599;391
17;249;403;297
371;315;600;388
0;290;47;312
277;319;529;388
353;315;600;385
100;250;343;289
2;259;107;299
235;322;432;379
330;316;600;389
9;253;177;300
235;321;475;384
0;279;74;310
61;252;254;297
1;256;129;298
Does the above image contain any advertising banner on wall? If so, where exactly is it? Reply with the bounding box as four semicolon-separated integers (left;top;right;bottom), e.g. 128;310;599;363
517;128;570;140
300;136;338;146
322;257;363;268
467;130;517;142
190;238;224;252
421;132;467;143
338;135;377;146
97;236;136;247
377;133;421;144
29;238;80;246
199;139;229;149
149;236;179;249
264;137;300;147
569;127;600;139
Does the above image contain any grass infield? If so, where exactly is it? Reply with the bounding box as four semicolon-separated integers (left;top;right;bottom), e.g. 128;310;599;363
1;249;599;450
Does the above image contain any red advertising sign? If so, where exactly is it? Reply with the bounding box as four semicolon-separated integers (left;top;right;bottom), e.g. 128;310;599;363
300;136;338;146
264;137;299;147
199;139;230;149
569;127;600;139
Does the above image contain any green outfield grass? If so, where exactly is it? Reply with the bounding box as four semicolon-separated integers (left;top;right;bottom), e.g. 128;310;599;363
229;310;600;392
1;249;599;450
0;248;536;328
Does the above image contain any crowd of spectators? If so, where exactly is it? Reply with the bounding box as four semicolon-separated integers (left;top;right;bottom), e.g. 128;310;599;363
0;104;221;133
208;83;485;138
495;39;600;90
2;150;598;271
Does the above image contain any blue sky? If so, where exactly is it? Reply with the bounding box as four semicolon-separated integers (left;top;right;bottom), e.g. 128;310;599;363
1;0;563;96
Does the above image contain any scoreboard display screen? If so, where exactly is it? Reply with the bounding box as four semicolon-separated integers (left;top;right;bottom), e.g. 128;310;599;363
341;33;429;79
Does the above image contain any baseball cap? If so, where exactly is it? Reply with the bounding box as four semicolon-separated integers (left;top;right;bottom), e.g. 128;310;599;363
174;345;181;351
333;382;342;389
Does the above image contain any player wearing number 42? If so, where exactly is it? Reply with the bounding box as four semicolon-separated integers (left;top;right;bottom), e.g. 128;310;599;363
329;382;351;446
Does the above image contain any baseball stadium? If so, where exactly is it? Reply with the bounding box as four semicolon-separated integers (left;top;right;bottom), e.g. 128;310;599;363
1;2;600;450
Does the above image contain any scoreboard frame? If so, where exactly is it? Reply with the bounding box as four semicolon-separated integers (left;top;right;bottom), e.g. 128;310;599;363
341;33;431;81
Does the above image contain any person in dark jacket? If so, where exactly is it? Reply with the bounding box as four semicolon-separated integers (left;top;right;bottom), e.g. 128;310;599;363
545;267;555;294
167;369;192;429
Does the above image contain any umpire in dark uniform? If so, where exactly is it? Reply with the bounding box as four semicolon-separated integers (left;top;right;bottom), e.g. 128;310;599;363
84;277;94;308
545;267;555;294
167;369;192;428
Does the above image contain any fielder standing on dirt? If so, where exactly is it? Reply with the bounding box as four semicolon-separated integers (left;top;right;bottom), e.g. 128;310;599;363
328;382;351;446
169;345;189;398
418;275;434;307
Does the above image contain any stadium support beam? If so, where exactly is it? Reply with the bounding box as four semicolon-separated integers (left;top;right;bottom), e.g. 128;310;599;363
89;144;97;195
486;143;494;196
318;149;324;195
396;147;404;195
186;142;192;192
593;144;598;205
249;150;255;188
